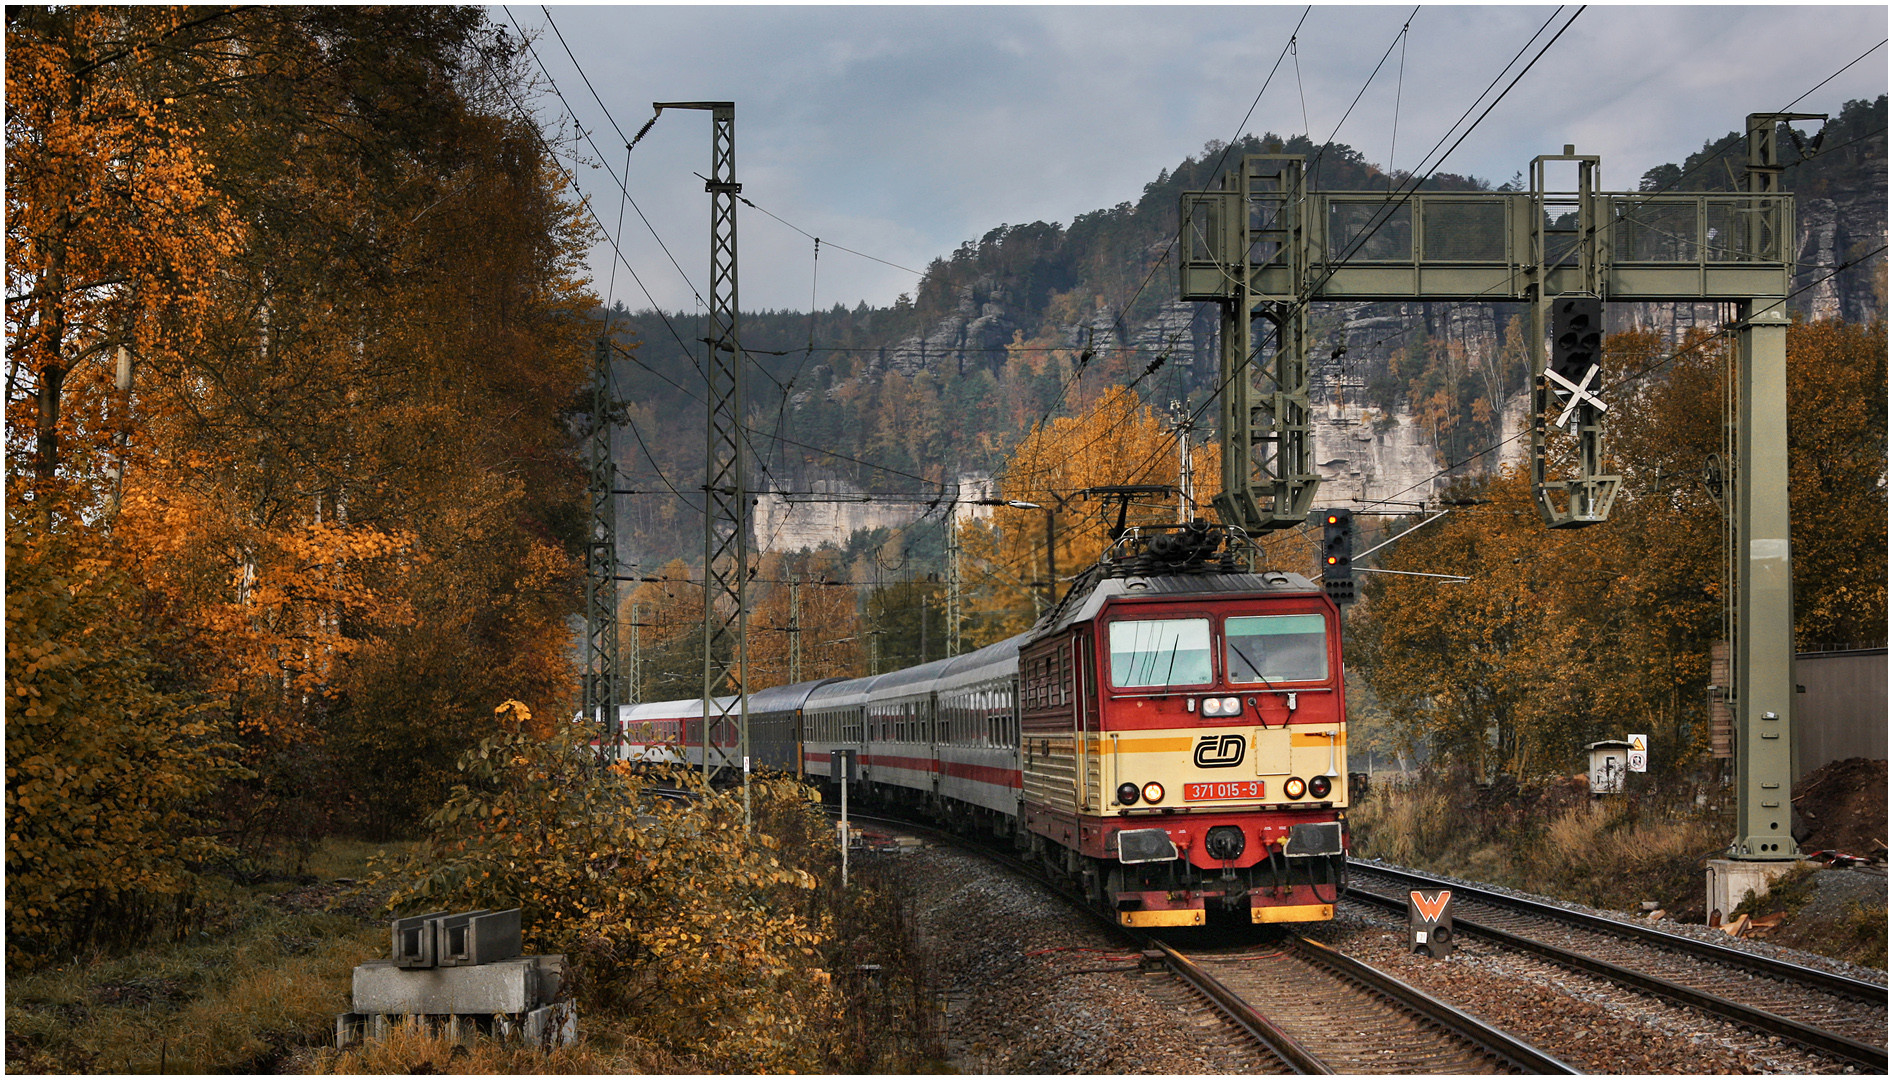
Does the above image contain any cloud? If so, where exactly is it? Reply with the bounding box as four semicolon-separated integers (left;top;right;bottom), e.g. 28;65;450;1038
525;4;1886;312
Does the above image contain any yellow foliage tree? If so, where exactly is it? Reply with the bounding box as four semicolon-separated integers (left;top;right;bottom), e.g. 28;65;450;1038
959;386;1222;644
1355;322;1886;780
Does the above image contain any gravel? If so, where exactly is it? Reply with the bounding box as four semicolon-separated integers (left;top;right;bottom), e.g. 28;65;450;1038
905;842;1886;1074
1353;857;1888;988
904;844;1256;1074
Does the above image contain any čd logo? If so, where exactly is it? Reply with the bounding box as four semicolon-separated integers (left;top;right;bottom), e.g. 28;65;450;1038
1193;733;1245;768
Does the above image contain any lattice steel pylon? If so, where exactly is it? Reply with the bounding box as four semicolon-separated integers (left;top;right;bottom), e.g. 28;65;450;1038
655;102;750;812
1183;155;1321;532
583;336;619;760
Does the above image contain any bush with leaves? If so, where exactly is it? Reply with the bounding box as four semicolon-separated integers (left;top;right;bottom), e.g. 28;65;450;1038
5;523;243;967
380;703;841;1071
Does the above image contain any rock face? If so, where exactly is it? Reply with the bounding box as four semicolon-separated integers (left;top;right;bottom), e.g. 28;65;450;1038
1792;190;1887;324
751;474;998;553
795;186;1877;545
882;276;1022;377
1311;403;1455;508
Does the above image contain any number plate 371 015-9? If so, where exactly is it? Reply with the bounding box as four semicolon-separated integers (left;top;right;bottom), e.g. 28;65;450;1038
1185;780;1264;801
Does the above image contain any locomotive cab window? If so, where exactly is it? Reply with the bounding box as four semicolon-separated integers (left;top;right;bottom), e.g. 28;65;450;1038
1108;618;1212;688
1225;614;1329;683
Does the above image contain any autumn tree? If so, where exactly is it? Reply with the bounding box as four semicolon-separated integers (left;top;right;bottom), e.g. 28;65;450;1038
958;385;1222;644
5;527;244;966
1354;322;1887;780
383;705;842;1071
741;549;863;689
625;558;710;701
7;6;597;940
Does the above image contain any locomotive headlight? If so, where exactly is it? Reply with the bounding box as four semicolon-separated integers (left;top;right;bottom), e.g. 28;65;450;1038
1284;776;1307;800
1201;697;1225;716
1141;781;1165;804
1220;696;1240;715
1309;775;1333;799
1117;782;1141;806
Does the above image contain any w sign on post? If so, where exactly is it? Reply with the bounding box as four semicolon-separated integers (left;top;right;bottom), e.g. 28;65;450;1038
1628;733;1648;773
1408;890;1454;957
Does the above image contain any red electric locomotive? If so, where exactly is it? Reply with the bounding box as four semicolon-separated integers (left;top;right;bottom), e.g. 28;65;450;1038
1016;521;1349;926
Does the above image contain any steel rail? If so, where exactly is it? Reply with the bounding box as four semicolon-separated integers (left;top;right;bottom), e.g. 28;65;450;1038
836;810;1582;1072
1148;940;1333;1074
1286;934;1578;1074
1346;883;1887;1071
1350;861;1888;1005
831;810;1323;1071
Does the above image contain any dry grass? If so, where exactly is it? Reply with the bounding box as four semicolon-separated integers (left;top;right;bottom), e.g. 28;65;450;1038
7;818;946;1073
5;842;395;1073
1528;800;1726;911
1351;778;1725;917
288;1015;687;1074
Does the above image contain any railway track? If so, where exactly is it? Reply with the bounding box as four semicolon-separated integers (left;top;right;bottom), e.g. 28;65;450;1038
1157;936;1575;1073
1347;861;1888;1073
841;810;1575;1072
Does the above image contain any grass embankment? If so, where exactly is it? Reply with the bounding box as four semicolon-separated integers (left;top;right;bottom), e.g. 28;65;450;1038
7;806;944;1074
1348;776;1726;919
5;840;394;1073
1349;775;1886;969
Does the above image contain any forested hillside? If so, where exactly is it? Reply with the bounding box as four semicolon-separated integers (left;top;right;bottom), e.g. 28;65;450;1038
612;102;1886;568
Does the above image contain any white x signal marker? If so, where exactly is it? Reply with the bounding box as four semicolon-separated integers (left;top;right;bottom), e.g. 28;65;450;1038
1546;364;1607;428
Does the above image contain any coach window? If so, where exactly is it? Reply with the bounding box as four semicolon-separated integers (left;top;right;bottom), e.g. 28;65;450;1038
1108;617;1213;688
1225;614;1329;683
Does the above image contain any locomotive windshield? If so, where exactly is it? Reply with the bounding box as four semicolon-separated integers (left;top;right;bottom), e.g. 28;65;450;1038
1109;618;1212;688
1224;614;1329;683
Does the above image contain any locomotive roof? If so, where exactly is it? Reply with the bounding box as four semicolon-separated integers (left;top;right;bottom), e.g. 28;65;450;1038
1038;570;1322;639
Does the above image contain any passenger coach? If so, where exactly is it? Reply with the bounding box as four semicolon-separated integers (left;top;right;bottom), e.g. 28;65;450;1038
616;521;1350;927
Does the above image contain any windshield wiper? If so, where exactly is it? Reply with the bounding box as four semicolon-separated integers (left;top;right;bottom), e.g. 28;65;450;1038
1229;642;1276;691
1160;636;1183;687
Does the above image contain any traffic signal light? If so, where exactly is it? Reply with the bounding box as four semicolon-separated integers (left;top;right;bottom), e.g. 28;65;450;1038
1321;509;1355;605
1549;296;1603;386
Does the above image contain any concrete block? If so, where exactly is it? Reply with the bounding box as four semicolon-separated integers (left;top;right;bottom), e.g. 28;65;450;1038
352;955;564;1015
437;908;521;967
1705;858;1804;924
336;1012;365;1048
391;910;451;968
500;1002;579;1047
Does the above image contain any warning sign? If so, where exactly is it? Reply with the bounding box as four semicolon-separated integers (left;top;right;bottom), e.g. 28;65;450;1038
1628;733;1647;773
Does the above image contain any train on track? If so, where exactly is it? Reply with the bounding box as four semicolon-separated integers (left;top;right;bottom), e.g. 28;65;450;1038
615;520;1350;927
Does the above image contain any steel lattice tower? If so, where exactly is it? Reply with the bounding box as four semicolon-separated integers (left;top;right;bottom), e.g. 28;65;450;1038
583;336;619;757
655;102;751;807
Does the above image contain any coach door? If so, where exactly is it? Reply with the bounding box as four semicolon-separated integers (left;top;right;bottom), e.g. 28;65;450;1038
929;693;943;792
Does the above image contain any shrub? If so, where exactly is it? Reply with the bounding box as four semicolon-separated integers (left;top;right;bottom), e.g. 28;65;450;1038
6;526;243;967
378;703;842;1072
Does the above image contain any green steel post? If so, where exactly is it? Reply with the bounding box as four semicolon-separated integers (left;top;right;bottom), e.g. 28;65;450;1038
1730;299;1796;858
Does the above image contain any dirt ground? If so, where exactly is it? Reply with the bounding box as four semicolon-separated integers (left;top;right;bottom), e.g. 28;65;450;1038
1794;756;1887;857
1768;757;1889;966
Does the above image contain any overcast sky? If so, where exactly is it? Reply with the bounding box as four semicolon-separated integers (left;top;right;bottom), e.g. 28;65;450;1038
502;4;1889;315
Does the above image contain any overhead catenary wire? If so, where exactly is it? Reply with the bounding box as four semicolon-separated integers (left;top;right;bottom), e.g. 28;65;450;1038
1002;6;1314;491
999;8;1580;498
513;7;1879;575
1352;241;1887;517
498;10;964;525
